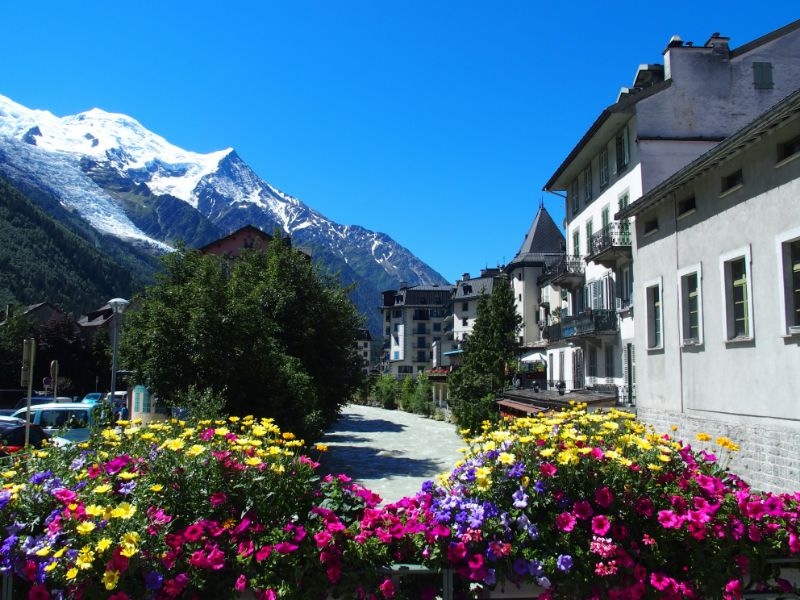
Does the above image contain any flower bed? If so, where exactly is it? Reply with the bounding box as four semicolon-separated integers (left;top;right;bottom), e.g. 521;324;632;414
2;406;799;599
373;405;800;598
0;417;394;599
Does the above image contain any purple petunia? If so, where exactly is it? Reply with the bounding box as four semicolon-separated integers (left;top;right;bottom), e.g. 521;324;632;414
507;461;526;478
557;554;573;572
512;487;529;509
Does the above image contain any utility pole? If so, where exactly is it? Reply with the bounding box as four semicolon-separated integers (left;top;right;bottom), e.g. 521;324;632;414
21;338;36;448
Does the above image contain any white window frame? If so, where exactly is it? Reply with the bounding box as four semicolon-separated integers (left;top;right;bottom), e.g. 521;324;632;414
644;277;663;350
677;263;703;347
775;226;800;336
719;245;754;342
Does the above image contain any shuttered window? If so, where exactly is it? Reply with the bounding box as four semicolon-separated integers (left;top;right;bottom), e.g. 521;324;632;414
792;240;800;327
753;62;773;90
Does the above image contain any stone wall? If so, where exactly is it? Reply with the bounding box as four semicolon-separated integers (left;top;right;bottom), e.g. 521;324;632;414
637;407;800;494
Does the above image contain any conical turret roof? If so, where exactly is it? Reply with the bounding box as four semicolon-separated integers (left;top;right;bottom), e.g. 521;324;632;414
509;205;565;267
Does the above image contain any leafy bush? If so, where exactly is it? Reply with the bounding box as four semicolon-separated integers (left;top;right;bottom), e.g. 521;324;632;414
372;374;398;410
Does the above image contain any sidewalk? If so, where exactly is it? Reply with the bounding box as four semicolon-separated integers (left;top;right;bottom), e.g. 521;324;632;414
320;404;464;504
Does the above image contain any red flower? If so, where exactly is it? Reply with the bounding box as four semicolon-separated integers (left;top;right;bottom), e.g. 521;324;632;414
595;486;614;508
28;585;50;600
379;578;395;598
183;523;204;542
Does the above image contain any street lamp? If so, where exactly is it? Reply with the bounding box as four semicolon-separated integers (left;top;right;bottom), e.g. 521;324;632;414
108;297;130;407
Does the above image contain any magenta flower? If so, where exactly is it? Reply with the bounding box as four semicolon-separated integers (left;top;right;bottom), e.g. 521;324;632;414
540;463;557;478
556;511;576;532
595;486;614;508
591;515;611;536
274;542;299;554
573;500;594;520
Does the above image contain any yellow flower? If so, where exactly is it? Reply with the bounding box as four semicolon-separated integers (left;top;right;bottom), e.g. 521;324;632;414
671;425;678;431
539;448;555;458
244;457;262;467
103;569;120;590
647;463;663;472
53;547;66;559
94;484;112;494
66;567;78;580
150;484;164;492
251;425;267;437
97;538;112;552
35;546;51;557
162;438;185;451
696;432;711;442
110;502;136;519
282;432;296;440
229;416;240;423
76;522;96;535
44;561;57;572
76;550;95;570
497;452;515;465
186;445;206;457
214;427;230;436
118;472;138;480
141;432;155;441
2;471;16;479
314;443;328;452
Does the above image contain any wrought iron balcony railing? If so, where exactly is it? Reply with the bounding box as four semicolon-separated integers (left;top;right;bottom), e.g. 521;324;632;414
588;221;632;260
561;309;618;339
539;255;585;287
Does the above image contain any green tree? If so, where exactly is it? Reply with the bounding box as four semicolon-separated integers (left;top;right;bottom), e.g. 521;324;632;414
0;306;33;390
371;374;398;410
410;371;434;416
120;239;365;440
448;276;521;432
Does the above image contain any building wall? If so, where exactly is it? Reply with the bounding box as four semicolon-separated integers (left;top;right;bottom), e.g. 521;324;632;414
632;114;800;492
510;265;546;346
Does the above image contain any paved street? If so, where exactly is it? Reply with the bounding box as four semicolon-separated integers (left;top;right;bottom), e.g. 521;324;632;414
320;404;464;504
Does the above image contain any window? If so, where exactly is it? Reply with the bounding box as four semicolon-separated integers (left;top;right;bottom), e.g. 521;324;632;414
417;336;426;348
645;279;663;349
573;229;580;257
620;266;633;306
615;126;630;173
392;309;401;318
720;247;754;341
462;301;469;312
604;345;614;378
599;147;609;187
393;351;399;360
582;165;592;204
677;196;696;218
398;365;413;374
601;205;610;229
643;217;658;237
776;228;800;335
570;180;579;214
618;190;629;212
433;322;441;332
417;351;426;363
385;326;390;335
385;312;390;322
678;265;703;345
586;219;593;255
721;169;744;195
753;62;773;90
777;135;800;165
462;318;468;327
587;346;597;378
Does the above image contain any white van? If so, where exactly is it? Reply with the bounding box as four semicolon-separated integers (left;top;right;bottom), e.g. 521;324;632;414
11;402;94;442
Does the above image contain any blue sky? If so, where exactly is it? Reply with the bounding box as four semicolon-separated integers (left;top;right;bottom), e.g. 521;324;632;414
1;1;797;282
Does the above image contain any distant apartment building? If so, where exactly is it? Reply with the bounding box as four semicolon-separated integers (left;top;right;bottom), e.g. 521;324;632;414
380;284;454;378
452;268;504;345
355;329;372;376
540;20;800;404
617;88;800;492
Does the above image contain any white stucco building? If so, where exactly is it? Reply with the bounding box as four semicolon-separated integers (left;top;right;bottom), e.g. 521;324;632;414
541;21;800;404
618;88;800;493
452;268;504;345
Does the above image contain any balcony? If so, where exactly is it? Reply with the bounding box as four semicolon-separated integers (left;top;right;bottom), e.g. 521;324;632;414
543;322;563;343
540;255;585;290
587;222;632;269
560;309;618;340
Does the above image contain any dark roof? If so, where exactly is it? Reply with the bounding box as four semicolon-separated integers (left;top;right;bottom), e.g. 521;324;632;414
356;329;372;341
730;18;800;58
508;205;565;267
544;80;672;191
456;276;496;299
198;224;272;253
618;88;800;220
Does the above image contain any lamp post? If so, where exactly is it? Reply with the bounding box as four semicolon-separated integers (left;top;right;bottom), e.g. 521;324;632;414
108;298;130;408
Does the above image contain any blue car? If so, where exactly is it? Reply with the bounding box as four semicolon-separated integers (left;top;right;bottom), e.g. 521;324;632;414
81;392;104;404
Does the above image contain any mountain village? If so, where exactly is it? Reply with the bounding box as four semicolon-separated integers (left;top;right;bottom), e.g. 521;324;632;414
378;20;800;494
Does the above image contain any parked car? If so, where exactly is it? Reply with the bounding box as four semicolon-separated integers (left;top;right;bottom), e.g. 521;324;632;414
11;403;94;442
12;396;72;411
0;419;51;456
81;392;104;404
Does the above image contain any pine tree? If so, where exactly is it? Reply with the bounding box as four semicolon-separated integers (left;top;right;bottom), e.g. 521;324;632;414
448;275;521;432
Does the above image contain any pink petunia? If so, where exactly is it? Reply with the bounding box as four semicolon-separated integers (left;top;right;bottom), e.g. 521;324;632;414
595;486;614;508
573;500;594;520
540;463;557;478
591;515;611;536
556;512;576;532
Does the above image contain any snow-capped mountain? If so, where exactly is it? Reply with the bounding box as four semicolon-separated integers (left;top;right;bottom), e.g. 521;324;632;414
0;94;448;332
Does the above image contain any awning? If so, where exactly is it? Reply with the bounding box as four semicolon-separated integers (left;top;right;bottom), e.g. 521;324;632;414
520;351;546;363
496;398;547;415
443;349;464;356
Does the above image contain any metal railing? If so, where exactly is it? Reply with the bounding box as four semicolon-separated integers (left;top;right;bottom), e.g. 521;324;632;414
539;255;585;284
561;309;618;338
589;221;632;257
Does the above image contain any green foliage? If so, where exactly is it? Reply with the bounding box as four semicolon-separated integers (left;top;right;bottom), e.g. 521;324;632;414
0;176;145;315
178;386;228;421
371;374;398;410
399;375;416;412
448;276;522;433
120;239;365;440
408;372;434;416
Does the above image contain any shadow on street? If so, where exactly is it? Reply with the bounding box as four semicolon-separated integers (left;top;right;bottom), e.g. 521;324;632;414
320;445;441;480
332;412;407;433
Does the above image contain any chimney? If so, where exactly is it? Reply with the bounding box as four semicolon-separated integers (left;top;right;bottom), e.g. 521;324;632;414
462;272;471;281
705;32;730;55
